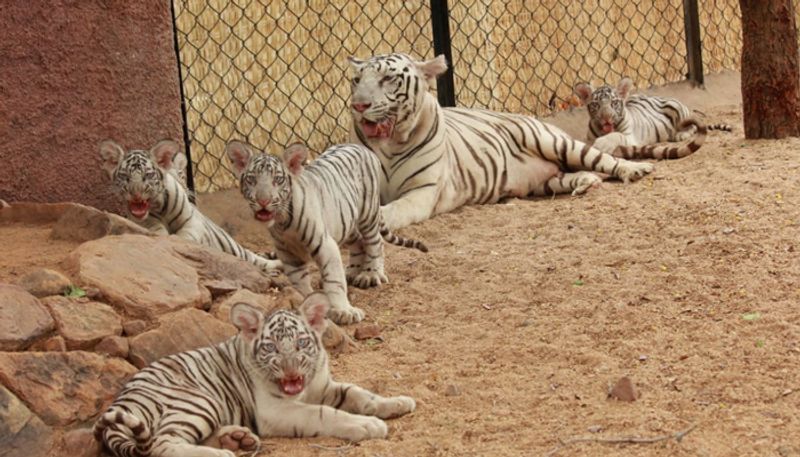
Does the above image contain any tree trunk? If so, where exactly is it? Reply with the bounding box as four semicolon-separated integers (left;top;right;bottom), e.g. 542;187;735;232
740;0;800;139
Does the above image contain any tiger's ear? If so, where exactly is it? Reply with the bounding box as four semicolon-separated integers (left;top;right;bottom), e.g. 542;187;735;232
230;303;263;341
299;292;329;334
225;141;253;179
98;140;125;178
415;54;448;81
149;140;183;171
617;78;634;100
574;83;593;104
282;143;308;176
347;56;366;69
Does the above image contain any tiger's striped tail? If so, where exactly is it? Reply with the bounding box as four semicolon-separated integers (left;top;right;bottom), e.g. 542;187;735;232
93;407;152;457
708;123;733;132
615;118;706;160
380;226;429;253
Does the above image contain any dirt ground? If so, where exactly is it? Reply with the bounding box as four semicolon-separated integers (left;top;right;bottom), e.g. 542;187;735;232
6;71;800;456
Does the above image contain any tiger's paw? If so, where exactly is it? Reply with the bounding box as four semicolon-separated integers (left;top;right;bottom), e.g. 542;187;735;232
351;269;389;289
616;160;653;183
216;425;260;452
328;305;365;325
571;172;603;196
337;415;388;442
374;395;416;419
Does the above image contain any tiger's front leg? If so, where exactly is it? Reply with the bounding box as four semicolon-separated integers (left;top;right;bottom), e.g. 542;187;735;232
314;235;365;324
381;185;438;231
257;401;387;442
319;380;416;420
591;132;634;156
280;252;313;297
349;226;388;289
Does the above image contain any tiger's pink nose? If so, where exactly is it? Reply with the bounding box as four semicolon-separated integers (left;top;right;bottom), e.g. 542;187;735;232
352;103;371;113
257;198;271;207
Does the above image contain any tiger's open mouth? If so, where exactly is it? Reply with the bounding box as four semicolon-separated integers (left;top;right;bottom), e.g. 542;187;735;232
601;122;615;134
279;374;305;396
360;118;395;139
255;208;275;222
128;199;150;219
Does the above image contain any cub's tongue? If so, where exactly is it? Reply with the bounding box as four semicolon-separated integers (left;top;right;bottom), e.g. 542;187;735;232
128;200;149;219
602;123;615;134
255;209;274;222
279;376;304;396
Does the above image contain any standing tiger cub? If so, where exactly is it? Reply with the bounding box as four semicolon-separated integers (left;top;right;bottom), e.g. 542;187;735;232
94;293;416;457
99;139;281;275
574;78;731;160
347;53;654;231
225;141;428;325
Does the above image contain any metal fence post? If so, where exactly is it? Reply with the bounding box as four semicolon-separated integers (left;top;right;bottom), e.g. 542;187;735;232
683;0;705;87
430;0;457;107
169;1;195;193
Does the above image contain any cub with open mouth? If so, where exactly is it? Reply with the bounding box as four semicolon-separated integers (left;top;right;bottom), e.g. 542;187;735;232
95;293;416;457
226;140;429;325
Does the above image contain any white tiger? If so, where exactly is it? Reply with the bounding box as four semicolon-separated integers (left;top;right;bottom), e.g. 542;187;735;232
347;53;654;230
574;78;730;159
98;139;281;274
225;141;428;325
94;292;416;457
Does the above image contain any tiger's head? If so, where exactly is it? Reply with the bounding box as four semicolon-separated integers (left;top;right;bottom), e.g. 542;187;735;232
98;140;187;220
574;78;634;136
226;141;307;228
230;293;328;397
348;53;448;143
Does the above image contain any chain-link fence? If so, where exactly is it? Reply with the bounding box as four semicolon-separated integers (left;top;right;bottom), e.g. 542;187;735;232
172;0;758;193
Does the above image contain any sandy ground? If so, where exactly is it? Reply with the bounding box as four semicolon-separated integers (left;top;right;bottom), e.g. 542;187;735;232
5;72;800;456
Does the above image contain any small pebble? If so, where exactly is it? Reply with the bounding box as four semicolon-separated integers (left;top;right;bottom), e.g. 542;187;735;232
444;383;461;397
608;376;638;402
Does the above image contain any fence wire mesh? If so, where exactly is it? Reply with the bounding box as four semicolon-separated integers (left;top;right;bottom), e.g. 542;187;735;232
173;0;756;193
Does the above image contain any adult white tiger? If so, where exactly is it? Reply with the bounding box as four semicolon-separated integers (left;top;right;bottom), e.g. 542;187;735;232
98;139;281;274
94;293;416;457
225;141;428;325
347;53;654;230
574;78;731;160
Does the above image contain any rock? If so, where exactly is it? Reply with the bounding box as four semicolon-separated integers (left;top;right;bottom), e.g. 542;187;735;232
128;308;236;369
17;269;71;298
0;284;56;351
122;319;148;337
322;321;355;354
94;335;130;358
62;428;101;457
0;201;78;224
28;335;67;352
0;199;8;209
0;351;136;426
42;296;122;350
280;287;305;309
608;376;639;402
444;383;461;397
587;425;604;433
203;279;241;298
353;323;382;341
160;236;282;293
0;384;54;457
778;445;797;457
62;235;211;318
211;289;279;323
50;203;150;243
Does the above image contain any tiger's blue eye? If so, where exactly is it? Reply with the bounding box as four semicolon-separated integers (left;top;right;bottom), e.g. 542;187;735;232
262;343;276;353
296;337;310;349
274;176;285;185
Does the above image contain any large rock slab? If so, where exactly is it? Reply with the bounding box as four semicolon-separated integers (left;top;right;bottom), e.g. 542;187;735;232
158;236;284;293
0;201;79;224
0;351;136;426
50;203;150;243
0;384;54;457
128;308;236;368
62;235;211;318
17;268;71;298
42;296;123;350
0;284;55;351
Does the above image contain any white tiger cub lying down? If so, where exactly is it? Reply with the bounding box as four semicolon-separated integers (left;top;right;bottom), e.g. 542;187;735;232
98;139;281;275
94;293;416;457
347;53;654;231
225;141;428;325
574;77;730;160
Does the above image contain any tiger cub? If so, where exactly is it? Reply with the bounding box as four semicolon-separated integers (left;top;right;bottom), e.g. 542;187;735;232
94;293;416;457
574;78;730;160
99;139;281;274
225;141;428;325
